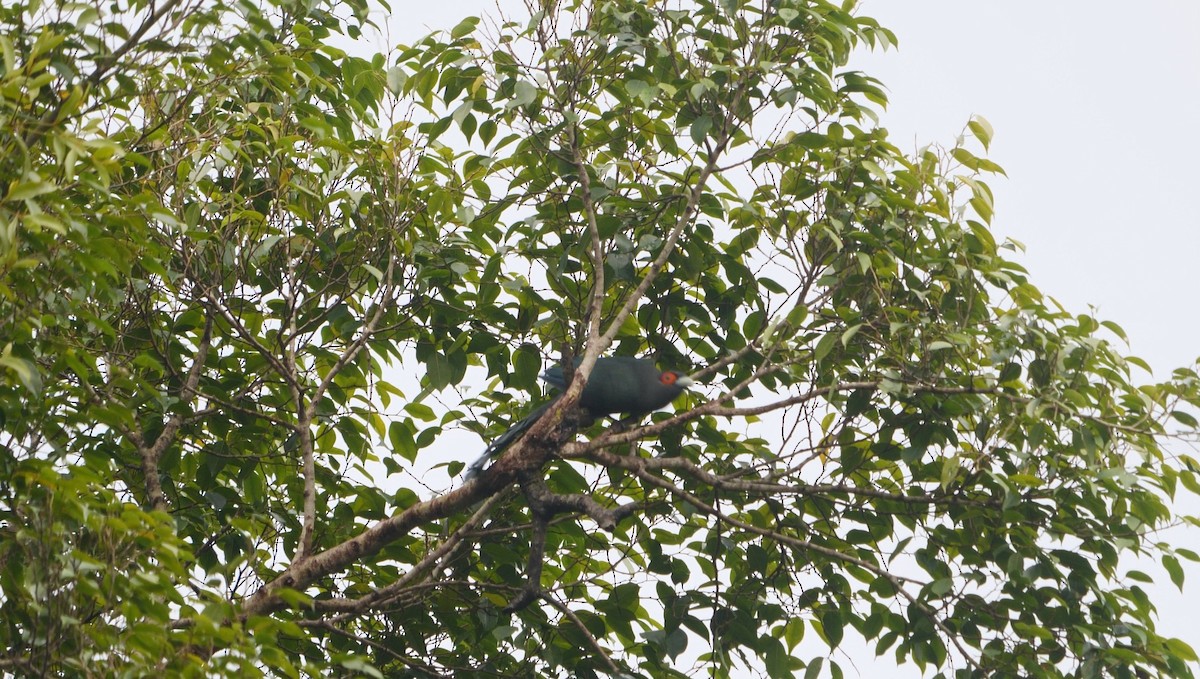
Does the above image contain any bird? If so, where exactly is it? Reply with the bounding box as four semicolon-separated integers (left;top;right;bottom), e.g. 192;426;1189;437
464;356;695;479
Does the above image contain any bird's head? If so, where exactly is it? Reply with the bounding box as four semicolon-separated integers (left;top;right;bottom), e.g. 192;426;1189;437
659;371;695;389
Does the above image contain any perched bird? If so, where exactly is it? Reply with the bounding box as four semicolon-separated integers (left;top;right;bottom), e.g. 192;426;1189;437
465;356;694;479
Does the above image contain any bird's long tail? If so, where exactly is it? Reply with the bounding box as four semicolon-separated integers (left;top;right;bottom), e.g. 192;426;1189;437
464;397;560;480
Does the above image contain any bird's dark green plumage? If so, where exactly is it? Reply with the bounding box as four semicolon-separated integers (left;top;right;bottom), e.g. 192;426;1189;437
465;356;693;479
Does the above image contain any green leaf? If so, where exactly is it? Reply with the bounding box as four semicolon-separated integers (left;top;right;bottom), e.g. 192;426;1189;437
0;346;42;394
840;323;862;347
337;657;383;679
967;115;994;151
940;456;961;490
274;589;314;608
690;115;713;145
784;617;805;651
7;177;57;201
820;610;844;649
513;344;541;389
405;402;436;422
450;16;479;39
1166;638;1198;663
860;159;887;182
815;331;839;364
1163;553;1185;590
1170;410;1198;427
386;66;407;94
509;80;537;108
388;420;417;463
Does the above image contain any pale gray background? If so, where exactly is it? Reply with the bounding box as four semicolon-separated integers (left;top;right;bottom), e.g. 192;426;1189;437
852;3;1200;667
373;0;1200;672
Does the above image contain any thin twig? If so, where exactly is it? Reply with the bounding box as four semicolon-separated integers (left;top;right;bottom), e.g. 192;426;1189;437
542;593;622;675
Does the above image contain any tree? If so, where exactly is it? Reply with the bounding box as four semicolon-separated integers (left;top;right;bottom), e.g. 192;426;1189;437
1;0;1198;676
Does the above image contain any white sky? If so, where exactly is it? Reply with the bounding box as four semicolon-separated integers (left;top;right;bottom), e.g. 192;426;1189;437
375;0;1200;672
851;2;1200;666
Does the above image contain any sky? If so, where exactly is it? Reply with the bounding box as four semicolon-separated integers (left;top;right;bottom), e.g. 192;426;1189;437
373;0;1200;672
852;2;1200;374
849;2;1200;664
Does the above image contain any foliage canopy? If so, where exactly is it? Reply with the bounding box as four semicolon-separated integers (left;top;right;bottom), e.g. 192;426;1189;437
1;0;1198;676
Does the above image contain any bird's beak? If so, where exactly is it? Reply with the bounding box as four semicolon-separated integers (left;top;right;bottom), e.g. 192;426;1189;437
676;375;696;388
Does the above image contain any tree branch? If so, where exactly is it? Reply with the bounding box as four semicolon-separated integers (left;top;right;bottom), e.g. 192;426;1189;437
541;592;623;675
629;466;924;585
584;449;998;509
137;314;213;511
300;620;450;678
20;0;190;148
296;252;396;561
241;459;521;618
315;492;507;617
563;379;999;456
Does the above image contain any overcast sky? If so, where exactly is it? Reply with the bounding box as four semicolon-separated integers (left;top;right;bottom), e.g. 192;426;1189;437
850;2;1200;663
853;2;1200;373
380;0;1200;671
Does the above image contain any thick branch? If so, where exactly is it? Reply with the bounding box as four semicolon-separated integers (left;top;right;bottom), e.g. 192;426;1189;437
316;493;507;617
520;473;639;531
240;444;530;618
503;472;637;613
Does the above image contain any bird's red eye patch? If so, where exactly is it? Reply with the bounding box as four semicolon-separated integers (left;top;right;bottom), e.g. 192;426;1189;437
661;372;678;385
